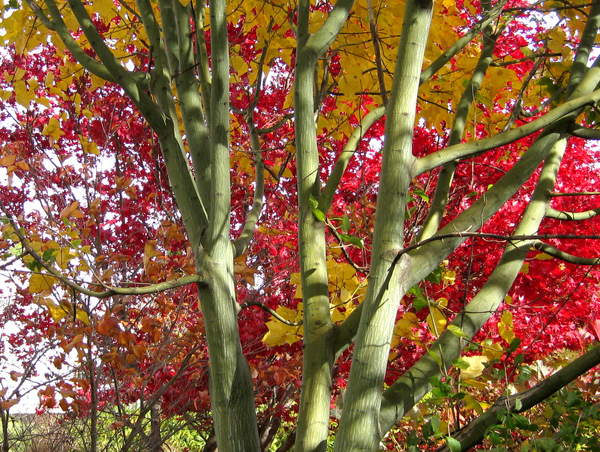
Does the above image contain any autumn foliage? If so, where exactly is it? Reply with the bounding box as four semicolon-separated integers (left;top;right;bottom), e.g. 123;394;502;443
1;0;600;451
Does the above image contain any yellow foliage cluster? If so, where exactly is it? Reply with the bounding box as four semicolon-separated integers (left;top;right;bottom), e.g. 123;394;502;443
263;255;366;346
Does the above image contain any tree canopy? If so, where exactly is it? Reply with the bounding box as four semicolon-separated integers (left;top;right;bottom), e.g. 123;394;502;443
1;0;600;451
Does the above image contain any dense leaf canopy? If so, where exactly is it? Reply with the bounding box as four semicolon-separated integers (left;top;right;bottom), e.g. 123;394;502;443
1;0;600;451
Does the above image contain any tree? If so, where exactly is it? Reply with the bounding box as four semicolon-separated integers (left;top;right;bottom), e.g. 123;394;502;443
1;0;600;451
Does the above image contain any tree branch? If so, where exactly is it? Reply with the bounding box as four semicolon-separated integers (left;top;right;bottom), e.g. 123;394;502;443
436;344;600;452
367;0;388;105
0;203;209;299
416;88;600;175
546;206;600;220
532;241;600;264
395;232;600;260
28;0;116;82
420;0;509;84
193;0;212;121
378;134;572;435
568;124;600;139
491;52;561;66
565;0;600;99
233;122;265;257
320;106;385;214
417;3;496;242
239;301;303;326
306;0;356;57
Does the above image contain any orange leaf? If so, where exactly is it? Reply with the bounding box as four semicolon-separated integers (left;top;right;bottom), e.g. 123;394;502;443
111;421;125;430
10;371;23;381
133;344;146;361
59;201;83;219
59;399;69;411
15;161;30;171
97;316;120;336
119;330;136;346
1;398;19;410
0;154;16;167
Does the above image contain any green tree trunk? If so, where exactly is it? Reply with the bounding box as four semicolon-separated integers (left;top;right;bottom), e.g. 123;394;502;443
333;1;433;450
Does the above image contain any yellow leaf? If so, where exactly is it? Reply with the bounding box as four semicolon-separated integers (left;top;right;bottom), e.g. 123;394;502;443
520;262;530;274
262;323;302;346
272;164;294;178
94;0;115;18
394;312;420;338
442;270;456;285
462;393;484;415
426;298;448;336
82;140;100;155
291;272;303;299
15;161;30;171
29;274;57;293
482;341;504;361
56;247;76;270
76;309;90;326
498;311;515;345
42;116;64;141
45;301;69;322
462;378;488;390
460;355;488;379
262;305;303;346
14;80;33;107
327;258;357;292
14;67;26;80
534;252;553;261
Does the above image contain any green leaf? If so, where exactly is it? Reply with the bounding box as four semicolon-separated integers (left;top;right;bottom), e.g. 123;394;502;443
425;266;443;284
9;243;23;257
507;337;521;353
407;431;419;447
408;285;423;298
340;234;363;248
515;398;522;411
412;188;429;202
313;210;325;221
408;285;428;311
43;248;58;264
341;213;351;232
488;430;501;446
428;349;443;366
422;419;434;439
423;416;441;439
513;414;537;431
309;195;325;222
414;297;428;312
452;357;471;370
447;325;469;338
446;436;462;452
25;260;43;272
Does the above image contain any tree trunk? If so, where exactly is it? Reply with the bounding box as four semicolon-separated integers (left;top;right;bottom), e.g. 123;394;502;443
0;407;8;452
293;6;335;450
334;1;433;450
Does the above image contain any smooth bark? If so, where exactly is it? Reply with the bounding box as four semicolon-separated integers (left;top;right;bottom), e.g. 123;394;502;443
334;1;432;450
